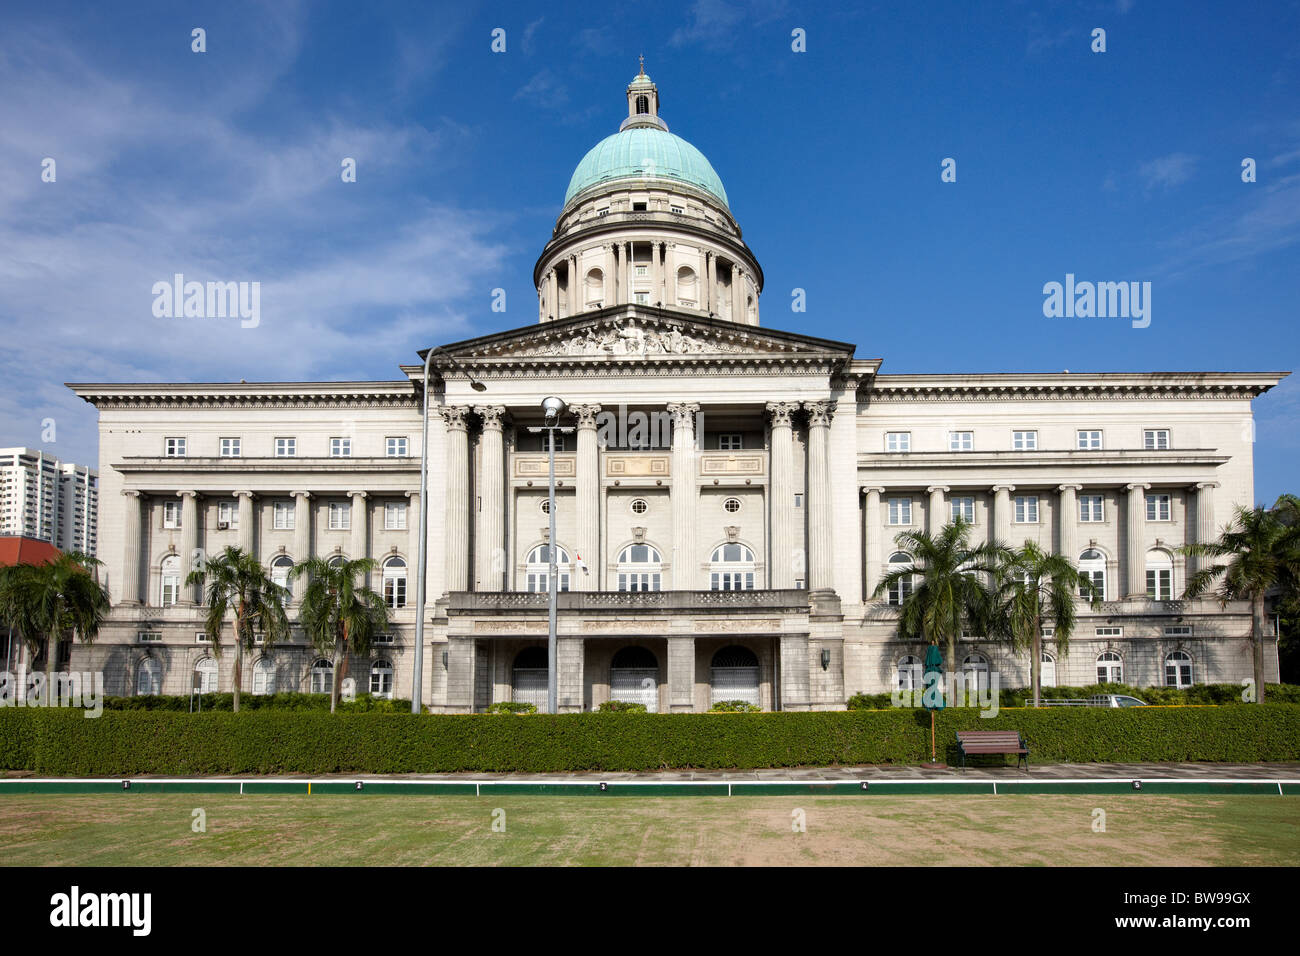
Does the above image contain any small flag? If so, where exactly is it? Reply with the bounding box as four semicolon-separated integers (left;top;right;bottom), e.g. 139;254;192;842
575;552;590;574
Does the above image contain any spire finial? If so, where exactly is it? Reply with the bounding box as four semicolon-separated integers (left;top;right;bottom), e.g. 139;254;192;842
638;54;645;75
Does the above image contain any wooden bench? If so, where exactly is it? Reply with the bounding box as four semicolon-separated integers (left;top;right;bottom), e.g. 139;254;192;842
955;730;1029;770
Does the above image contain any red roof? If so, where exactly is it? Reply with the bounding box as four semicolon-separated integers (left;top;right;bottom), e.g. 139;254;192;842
0;537;62;567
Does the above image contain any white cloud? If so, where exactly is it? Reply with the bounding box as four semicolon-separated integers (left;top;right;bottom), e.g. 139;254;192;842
1138;152;1197;191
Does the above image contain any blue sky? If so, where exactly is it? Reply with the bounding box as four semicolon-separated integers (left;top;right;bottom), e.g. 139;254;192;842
1;0;1297;502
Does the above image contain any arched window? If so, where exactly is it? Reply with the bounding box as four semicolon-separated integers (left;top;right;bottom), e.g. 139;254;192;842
383;557;407;609
710;645;760;707
252;657;276;696
1040;651;1057;687
1096;651;1123;684
1077;549;1106;600
1146;549;1174;601
270;555;293;591
137;657;162;696
524;544;570;593
610;646;659;712
370;659;394;698
617;544;662;592
896;655;922;691
512;646;549;709
1165;650;1194;688
962;653;990;695
710;543;756;591
676;266;697;307
585;269;604;308
194;656;218;693
887;552;914;605
636;94;649;115
310;658;334;695
160;554;180;607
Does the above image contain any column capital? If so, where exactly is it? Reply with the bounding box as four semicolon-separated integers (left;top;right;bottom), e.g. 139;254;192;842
176;489;198;499
474;405;508;430
666;402;700;427
1195;481;1220;490
440;405;471;432
926;485;950;494
860;485;885;496
349;490;368;501
1057;483;1083;493
122;489;142;498
1125;482;1151;492
404;489;421;500
573;404;602;429
766;401;798;428
991;483;1016;494
234;489;255;500
802;400;836;427
291;490;312;500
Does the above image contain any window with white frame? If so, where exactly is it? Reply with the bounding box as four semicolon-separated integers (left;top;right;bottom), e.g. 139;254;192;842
525;544;571;593
370;660;394;698
1077;549;1106;600
1012;430;1038;450
386;437;408;457
794;493;804;508
275;437;296;457
1164;625;1193;638
617;544;662;592
887;552;914;605
270;556;293;591
1014;495;1039;523
164;437;186;457
886;431;911;452
722;497;742;514
629;498;649;515
330;437;352;457
634;291;649;304
542;432;566;452
719;433;743;450
328;501;351;530
1146;548;1173;600
160;555;180;606
1144;429;1170;450
896;655;922;691
136;657;162;696
951;496;975;523
1079;494;1104;522
1077;430;1102;450
1040;651;1057;687
1145;493;1172;521
162;500;181;529
273;501;294;530
709;543;756;591
1095;626;1123;637
220;437;241;457
382;557;407;609
195;631;211;644
888;497;912;525
1164;650;1194;688
1096;651;1123;683
948;431;973;452
961;654;991;695
217;500;239;530
138;631;162;644
385;501;407;530
194;657;218;693
252;658;276;696
310;659;333;695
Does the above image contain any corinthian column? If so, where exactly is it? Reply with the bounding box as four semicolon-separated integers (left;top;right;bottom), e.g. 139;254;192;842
650;244;662;306
731;267;743;323
667;402;700;589
766;402;797;588
804;401;836;591
603;244;616;306
1126;483;1150;597
178;490;199;604
121;490;142;604
441;406;471;592
1058;484;1082;564
475;405;507;590
574;404;602;591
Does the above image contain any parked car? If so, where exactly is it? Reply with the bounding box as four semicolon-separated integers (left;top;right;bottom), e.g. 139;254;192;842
1087;694;1148;707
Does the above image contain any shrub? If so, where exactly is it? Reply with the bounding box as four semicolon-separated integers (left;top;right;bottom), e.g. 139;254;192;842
597;700;648;713
486;702;537;714
99;692;410;713
847;693;894;710
709;700;761;712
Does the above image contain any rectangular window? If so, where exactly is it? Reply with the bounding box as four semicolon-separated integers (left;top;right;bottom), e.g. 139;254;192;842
634;291;648;304
1164;625;1193;637
273;501;295;530
948;431;973;452
885;431;910;452
164;437;186;457
162;500;181;529
1079;495;1104;522
887;497;912;525
1144;429;1170;450
1095;626;1123;637
1146;493;1171;521
719;433;743;450
138;632;162;643
1012;430;1038;450
330;437;352;457
950;497;975;523
195;631;212;644
386;437;408;457
385;502;407;530
219;438;240;457
1077;430;1102;450
670;205;684;214
794;493;804;508
217;501;239;530
1146;568;1173;601
275;437;296;457
1014;495;1039;523
328;501;351;530
634;265;648;277
542;433;566;452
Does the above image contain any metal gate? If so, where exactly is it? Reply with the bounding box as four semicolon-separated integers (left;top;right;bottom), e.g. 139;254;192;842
609;668;658;712
710;666;760;707
512;668;549;709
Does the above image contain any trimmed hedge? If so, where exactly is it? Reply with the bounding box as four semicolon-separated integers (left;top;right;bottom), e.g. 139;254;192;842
99;692;411;713
848;683;1300;711
2;704;1298;774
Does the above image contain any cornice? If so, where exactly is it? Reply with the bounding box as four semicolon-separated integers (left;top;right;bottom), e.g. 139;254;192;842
867;372;1288;402
67;381;418;410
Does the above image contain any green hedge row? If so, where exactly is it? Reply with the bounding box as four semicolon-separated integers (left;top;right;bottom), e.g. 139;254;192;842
98;692;411;713
2;705;1297;774
848;683;1300;711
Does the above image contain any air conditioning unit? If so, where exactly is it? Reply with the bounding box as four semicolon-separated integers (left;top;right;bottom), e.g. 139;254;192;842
217;521;230;530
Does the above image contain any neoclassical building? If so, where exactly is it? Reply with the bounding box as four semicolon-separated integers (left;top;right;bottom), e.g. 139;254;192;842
67;68;1285;710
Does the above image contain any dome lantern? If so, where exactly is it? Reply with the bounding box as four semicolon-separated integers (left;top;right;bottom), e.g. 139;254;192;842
621;56;667;132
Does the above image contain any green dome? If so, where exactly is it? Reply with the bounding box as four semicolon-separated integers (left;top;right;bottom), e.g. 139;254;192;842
564;128;729;209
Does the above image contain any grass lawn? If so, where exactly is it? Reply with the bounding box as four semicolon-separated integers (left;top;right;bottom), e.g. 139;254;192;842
0;794;1295;866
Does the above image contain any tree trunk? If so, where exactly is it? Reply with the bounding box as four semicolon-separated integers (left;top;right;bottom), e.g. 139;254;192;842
331;640;343;714
43;630;56;707
1252;592;1267;704
232;604;244;713
1031;613;1042;708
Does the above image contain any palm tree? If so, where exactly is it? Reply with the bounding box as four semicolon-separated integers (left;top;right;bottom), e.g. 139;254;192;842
1181;494;1300;703
990;541;1102;707
289;556;389;713
0;551;110;705
872;518;1001;673
186;546;291;712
